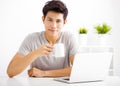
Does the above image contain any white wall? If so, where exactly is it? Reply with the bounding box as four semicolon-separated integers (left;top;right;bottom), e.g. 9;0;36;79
0;0;120;77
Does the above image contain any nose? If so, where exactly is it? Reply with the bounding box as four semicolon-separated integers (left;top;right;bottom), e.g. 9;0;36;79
51;22;57;28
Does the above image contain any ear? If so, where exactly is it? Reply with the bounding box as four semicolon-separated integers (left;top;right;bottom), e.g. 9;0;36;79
42;16;45;22
64;20;67;24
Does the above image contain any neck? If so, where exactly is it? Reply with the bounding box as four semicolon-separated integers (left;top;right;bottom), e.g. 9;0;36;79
45;32;60;44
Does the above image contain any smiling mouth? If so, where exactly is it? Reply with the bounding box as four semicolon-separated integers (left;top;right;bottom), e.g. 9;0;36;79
49;29;57;32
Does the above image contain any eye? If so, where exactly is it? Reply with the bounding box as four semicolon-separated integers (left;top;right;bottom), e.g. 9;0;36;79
48;19;52;21
56;20;61;23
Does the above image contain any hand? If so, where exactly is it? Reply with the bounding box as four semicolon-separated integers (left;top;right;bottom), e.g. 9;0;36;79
35;44;53;57
28;67;45;77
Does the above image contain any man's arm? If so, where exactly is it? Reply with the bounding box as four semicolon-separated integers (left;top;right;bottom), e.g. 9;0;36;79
7;52;38;78
28;55;75;77
7;44;53;78
28;67;72;77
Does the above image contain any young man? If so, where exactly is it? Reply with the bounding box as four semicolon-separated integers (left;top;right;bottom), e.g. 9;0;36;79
7;0;78;78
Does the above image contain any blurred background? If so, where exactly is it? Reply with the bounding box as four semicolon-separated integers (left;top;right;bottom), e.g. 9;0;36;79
0;0;120;77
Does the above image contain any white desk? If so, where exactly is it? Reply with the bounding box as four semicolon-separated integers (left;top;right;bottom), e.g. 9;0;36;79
0;76;120;86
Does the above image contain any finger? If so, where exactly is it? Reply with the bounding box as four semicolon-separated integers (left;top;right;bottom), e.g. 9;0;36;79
44;45;53;52
49;41;53;45
44;51;51;55
46;46;53;49
46;48;53;52
46;44;53;48
28;69;34;77
28;70;32;77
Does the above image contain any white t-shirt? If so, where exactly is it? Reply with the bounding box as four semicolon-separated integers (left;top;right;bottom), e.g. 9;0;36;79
18;31;78;70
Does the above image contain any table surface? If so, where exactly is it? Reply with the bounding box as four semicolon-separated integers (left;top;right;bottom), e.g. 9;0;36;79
0;76;120;86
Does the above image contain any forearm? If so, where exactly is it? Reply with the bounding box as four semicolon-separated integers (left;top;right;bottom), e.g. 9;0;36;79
7;51;39;77
44;67;72;77
7;44;53;78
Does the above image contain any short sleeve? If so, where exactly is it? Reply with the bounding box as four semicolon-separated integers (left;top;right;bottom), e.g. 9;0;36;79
67;33;79;57
18;34;34;56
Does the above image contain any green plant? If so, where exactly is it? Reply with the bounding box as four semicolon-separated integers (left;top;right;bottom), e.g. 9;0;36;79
94;23;111;34
79;27;88;34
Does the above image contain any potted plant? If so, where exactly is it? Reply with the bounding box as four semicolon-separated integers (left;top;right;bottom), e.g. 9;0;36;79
94;23;111;46
94;23;111;34
79;27;88;34
78;27;88;46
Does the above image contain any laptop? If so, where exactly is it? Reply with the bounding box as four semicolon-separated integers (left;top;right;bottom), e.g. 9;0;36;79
54;52;113;83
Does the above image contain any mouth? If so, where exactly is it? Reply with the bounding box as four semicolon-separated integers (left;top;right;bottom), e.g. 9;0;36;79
49;29;57;33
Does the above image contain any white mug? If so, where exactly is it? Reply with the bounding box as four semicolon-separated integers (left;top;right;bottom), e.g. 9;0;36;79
53;43;65;57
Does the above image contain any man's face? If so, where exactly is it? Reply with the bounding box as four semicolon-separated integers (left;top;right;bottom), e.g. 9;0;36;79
42;11;66;37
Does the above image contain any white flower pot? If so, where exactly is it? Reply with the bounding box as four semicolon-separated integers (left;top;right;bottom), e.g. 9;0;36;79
79;34;88;46
98;34;109;46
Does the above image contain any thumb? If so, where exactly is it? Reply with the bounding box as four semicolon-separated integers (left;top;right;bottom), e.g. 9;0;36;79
49;41;53;46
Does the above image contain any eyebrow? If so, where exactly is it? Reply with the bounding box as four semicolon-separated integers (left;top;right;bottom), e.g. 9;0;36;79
46;16;62;21
47;16;52;19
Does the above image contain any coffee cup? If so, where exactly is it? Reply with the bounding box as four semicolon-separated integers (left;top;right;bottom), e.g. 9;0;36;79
53;43;65;57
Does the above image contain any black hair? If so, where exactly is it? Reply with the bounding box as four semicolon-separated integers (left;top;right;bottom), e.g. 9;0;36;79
42;0;68;20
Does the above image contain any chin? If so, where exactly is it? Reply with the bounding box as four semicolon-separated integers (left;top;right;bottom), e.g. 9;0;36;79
51;33;59;37
50;31;58;35
47;30;59;37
